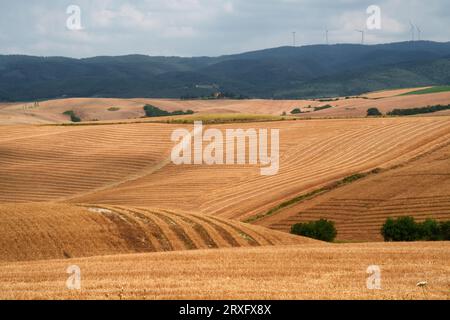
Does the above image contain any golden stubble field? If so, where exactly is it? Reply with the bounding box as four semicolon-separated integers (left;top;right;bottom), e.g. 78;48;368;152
0;243;448;300
0;203;315;262
1;87;450;124
1;94;449;300
47;118;450;220
258;141;450;241
1;117;450;226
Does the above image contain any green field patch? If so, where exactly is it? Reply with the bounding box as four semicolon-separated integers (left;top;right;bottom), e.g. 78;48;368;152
401;86;450;95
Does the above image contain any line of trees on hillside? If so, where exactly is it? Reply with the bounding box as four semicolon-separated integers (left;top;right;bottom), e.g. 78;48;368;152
144;105;194;117
291;217;450;242
388;104;450;116
367;104;450;117
381;217;450;242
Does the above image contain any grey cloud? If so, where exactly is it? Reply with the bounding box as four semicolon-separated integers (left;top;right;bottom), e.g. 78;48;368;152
0;0;449;58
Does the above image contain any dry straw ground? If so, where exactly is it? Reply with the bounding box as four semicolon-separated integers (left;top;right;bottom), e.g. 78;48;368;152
0;203;314;262
2;87;450;124
0;88;449;300
258;141;450;241
0;243;448;300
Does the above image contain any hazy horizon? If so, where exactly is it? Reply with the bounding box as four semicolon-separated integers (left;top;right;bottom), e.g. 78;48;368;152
2;40;449;60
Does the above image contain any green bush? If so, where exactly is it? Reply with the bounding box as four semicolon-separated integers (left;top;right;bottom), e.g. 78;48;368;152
291;219;337;242
63;110;81;123
382;217;450;242
439;221;450;241
144;105;170;117
367;108;382;116
144;105;194;117
382;217;419;242
291;108;302;114
420;219;441;241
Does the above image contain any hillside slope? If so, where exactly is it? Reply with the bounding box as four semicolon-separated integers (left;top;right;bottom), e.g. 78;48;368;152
2;41;450;101
1;118;450;220
257;142;450;241
4;86;450;124
73;117;450;220
0;203;313;262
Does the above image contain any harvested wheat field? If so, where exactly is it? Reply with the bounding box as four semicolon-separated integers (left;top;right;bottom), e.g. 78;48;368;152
257;142;450;242
0;242;448;300
297;91;450;118
0;203;313;263
72;117;450;221
0;98;316;124
1;103;450;300
1;117;450;220
2;87;450;124
0;123;177;202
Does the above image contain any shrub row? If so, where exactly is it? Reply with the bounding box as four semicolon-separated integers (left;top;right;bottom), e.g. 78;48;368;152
382;217;450;242
144;105;194;118
291;219;337;242
387;104;450;116
314;104;333;112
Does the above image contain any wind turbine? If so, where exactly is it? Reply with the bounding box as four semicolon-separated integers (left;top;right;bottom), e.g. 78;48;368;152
325;29;329;45
416;26;422;41
292;32;296;47
355;29;365;44
409;21;415;41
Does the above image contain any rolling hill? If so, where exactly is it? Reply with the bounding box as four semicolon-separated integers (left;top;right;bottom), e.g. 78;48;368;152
1;86;450;300
71;117;450;222
3;86;450;124
257;141;450;241
1;101;450;300
1;116;449;229
0;203;312;262
1;41;450;101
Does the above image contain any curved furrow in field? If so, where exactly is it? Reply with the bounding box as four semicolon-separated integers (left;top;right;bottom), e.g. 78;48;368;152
0;203;316;262
0;123;177;202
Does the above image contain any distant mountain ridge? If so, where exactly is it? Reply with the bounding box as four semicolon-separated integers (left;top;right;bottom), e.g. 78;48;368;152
1;41;450;101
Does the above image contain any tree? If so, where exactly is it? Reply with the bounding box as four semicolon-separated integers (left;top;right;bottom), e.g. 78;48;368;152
440;221;450;241
144;105;194;117
367;108;382;116
291;108;302;114
381;217;419;242
383;217;450;242
381;218;397;242
144;105;170;117
63;110;81;123
421;219;441;241
291;219;337;242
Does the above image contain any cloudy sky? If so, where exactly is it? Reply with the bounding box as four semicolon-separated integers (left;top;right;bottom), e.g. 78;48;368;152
1;0;449;58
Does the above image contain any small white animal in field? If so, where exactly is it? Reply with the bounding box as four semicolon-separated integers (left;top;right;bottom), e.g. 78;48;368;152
416;281;428;288
417;281;429;297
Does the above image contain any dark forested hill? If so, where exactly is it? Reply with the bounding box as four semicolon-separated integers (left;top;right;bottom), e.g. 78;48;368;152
1;41;450;101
